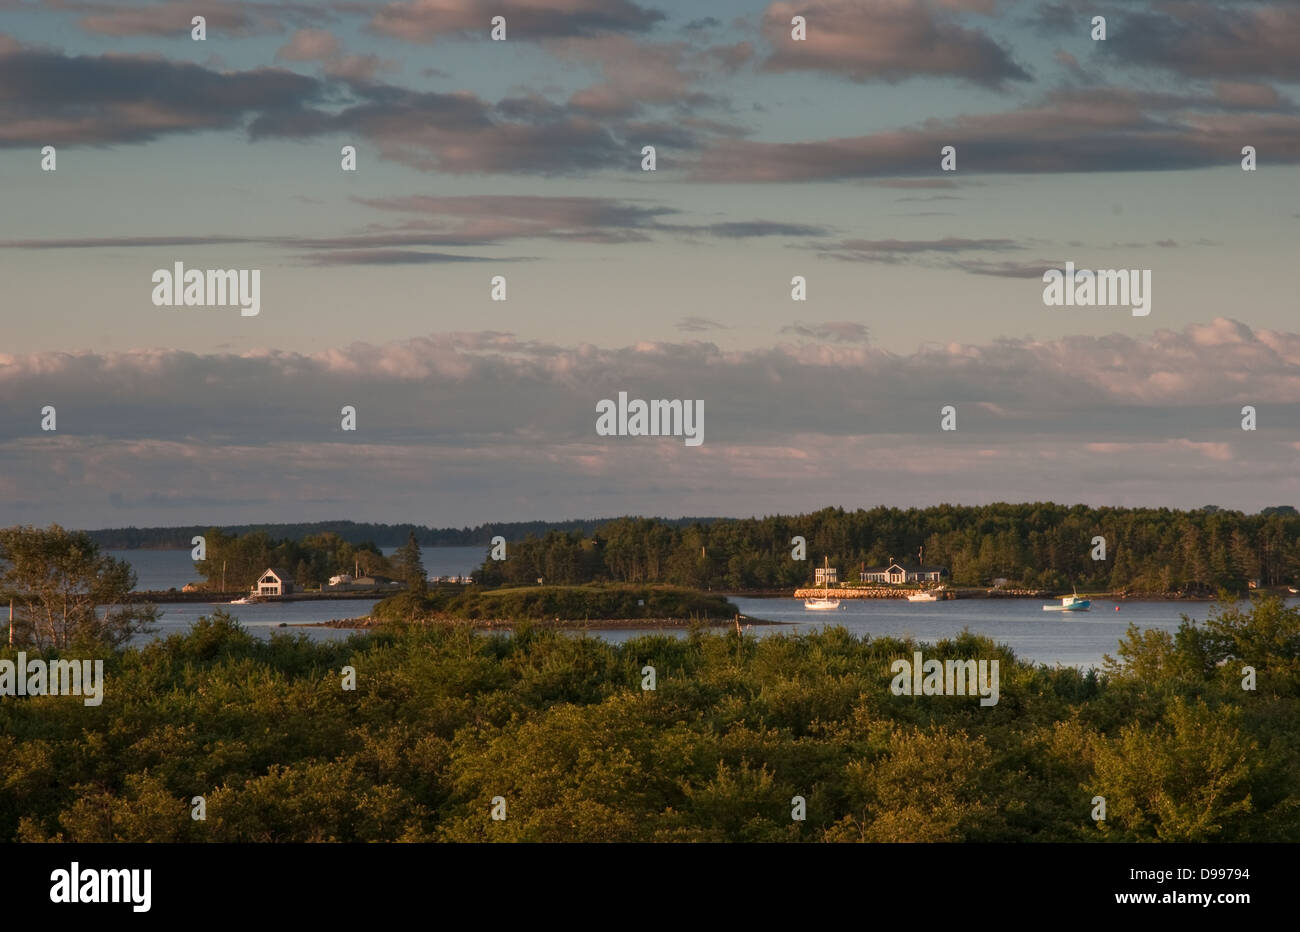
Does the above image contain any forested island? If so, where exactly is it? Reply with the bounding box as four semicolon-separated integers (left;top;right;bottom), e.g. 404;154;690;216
89;503;1300;596
371;584;739;626
469;505;1300;594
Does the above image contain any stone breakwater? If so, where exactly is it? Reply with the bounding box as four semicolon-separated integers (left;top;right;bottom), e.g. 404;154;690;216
792;587;1050;599
794;587;918;599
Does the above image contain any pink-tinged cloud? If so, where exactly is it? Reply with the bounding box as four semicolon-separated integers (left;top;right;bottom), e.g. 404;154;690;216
65;0;317;37
2;320;1299;524
277;28;342;61
276;28;398;82
761;0;1028;87
1213;81;1284;110
0;42;323;147
367;0;664;42
545;35;749;117
1109;4;1300;80
689;86;1300;180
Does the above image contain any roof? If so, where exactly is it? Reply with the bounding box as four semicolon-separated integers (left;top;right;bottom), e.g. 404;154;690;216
864;563;947;573
260;567;295;581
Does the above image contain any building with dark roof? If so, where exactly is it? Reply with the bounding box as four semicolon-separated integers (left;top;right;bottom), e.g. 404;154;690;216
860;562;947;585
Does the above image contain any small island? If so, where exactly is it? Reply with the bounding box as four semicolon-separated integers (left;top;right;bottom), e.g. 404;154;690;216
312;583;766;630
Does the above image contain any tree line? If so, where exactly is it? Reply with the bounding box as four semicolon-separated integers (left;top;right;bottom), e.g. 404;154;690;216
190;528;431;593
472;504;1300;593
84;517;723;550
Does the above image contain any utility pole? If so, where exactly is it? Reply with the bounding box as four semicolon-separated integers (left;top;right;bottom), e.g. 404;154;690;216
8;597;13;645
222;560;227;593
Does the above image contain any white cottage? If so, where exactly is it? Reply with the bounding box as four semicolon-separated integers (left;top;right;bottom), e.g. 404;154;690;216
254;567;295;597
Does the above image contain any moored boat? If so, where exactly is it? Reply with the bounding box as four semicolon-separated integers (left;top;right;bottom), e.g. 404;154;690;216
1043;589;1091;612
804;555;841;610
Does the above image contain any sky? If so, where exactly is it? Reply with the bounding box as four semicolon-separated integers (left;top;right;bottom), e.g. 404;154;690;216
0;0;1298;528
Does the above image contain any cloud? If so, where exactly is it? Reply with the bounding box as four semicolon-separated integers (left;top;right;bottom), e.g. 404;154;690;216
676;317;729;333
298;249;506;266
247;81;639;175
1213;81;1285;110
3;320;1298;525
0;42;322;147
780;321;870;343
945;258;1061;278
275;28;398;82
760;0;1030;87
680;220;830;239
0;196;830;255
1103;4;1300;80
61;0;320;37
366;0;665;42
276;27;341;61
820;236;1019;257
689;85;1300;180
0;39;700;174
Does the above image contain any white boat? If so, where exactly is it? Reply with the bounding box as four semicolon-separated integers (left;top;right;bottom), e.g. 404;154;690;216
804;597;841;610
804;556;841;610
1043;589;1090;612
228;597;251;605
907;590;939;602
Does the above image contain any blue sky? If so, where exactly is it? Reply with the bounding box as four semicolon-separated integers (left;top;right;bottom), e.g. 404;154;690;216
1;0;1298;526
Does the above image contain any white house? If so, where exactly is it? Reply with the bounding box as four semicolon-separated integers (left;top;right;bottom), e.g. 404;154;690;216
254;567;295;597
814;565;838;585
328;573;354;588
861;562;947;584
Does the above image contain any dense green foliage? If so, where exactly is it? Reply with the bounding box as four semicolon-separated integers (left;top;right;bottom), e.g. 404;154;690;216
473;505;1300;592
3;597;1297;843
373;584;738;622
192;529;393;591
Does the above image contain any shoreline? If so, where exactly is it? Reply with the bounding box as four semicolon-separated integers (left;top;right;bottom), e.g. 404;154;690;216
782;588;1265;601
292;615;789;630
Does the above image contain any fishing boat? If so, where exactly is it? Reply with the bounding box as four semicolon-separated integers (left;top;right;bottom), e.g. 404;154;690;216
804;556;841;610
907;589;940;602
1043;587;1090;612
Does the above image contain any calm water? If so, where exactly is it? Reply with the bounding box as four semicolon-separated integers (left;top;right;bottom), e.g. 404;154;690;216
588;596;1294;670
131;599;381;648
723;597;1283;669
106;547;1287;667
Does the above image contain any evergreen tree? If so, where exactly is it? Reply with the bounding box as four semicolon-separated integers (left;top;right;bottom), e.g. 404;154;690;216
395;530;427;594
